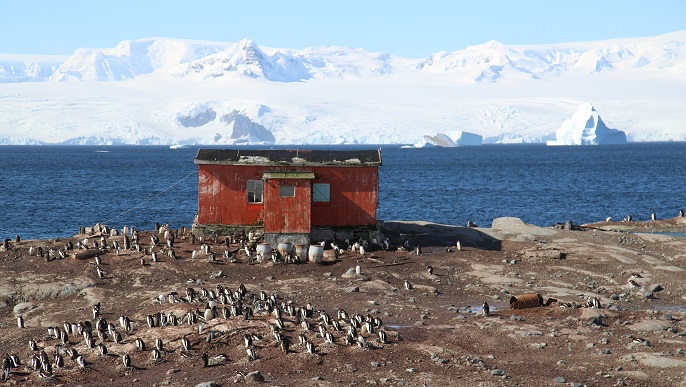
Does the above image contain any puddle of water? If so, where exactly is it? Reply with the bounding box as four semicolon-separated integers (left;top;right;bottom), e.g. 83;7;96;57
386;324;410;329
631;231;686;238
652;305;686;315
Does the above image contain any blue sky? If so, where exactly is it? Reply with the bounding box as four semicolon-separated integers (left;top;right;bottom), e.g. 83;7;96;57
2;0;684;57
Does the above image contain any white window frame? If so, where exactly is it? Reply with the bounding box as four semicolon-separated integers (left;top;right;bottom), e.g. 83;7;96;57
247;179;263;203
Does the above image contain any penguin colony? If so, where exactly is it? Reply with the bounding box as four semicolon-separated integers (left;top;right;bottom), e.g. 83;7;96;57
1;222;400;383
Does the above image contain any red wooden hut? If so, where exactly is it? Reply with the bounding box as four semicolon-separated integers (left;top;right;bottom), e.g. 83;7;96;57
193;149;382;244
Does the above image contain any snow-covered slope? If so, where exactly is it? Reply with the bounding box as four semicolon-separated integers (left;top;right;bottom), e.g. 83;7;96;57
0;31;685;145
547;103;627;145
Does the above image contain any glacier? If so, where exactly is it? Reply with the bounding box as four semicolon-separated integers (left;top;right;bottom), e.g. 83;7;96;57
0;31;685;145
547;103;627;146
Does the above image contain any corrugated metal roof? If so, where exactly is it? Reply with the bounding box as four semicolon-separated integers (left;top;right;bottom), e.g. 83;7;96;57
194;149;382;166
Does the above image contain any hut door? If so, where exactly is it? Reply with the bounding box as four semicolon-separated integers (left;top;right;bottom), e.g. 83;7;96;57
263;177;312;234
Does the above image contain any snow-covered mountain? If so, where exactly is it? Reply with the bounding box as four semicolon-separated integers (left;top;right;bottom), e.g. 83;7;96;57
1;31;685;145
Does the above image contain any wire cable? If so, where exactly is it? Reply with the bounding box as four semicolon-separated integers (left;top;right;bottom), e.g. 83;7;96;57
101;168;197;225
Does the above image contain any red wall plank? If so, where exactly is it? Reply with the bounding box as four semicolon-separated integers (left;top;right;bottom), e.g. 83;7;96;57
263;178;312;233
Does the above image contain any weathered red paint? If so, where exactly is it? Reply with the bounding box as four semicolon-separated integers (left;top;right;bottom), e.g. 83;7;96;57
263;178;312;233
197;164;378;231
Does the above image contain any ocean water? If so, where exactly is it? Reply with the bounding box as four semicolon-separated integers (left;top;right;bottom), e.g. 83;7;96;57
1;143;685;240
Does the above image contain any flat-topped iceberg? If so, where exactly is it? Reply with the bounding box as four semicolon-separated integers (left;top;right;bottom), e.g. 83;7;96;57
547;103;627;146
416;131;483;147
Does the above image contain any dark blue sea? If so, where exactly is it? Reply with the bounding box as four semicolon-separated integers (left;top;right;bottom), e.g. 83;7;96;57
1;143;685;240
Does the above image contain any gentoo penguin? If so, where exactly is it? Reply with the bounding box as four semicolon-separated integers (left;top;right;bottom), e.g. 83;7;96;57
201;352;209;367
54;353;64;368
135;338;145;351
280;337;290;353
628;279;641;288
17;315;24;328
651;212;657;221
404;280;413;290
482;302;490;316
587;297;601;308
151;348;161;360
1;357;9;381
378;329;388;344
456;241;462;251
29;339;37;351
306;340;316;354
324;331;335;344
181;336;191;351
627;214;633;222
680;209;685;217
605;216;612;222
246;347;257;361
427;266;434;275
94;256;102;265
96;266;105;279
416;245;421;256
356;335;366;349
155;338;164;351
76;355;86;368
122;353;131;368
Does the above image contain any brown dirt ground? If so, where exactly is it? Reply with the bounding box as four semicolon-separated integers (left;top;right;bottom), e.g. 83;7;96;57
3;217;686;386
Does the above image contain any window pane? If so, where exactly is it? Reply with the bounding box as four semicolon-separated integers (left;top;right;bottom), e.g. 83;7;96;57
280;186;295;197
247;179;263;203
313;183;330;202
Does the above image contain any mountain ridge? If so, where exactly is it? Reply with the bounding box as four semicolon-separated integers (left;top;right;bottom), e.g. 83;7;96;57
0;31;685;145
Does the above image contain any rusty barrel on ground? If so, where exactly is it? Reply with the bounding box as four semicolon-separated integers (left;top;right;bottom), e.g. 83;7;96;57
510;293;544;309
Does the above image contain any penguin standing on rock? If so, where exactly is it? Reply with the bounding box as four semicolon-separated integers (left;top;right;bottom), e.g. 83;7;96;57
482;302;490;316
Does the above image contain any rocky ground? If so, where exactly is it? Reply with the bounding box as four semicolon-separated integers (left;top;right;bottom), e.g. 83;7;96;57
3;217;686;386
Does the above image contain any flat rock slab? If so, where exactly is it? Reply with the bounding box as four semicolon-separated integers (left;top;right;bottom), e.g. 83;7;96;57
634;352;686;368
489;217;557;241
629;320;671;332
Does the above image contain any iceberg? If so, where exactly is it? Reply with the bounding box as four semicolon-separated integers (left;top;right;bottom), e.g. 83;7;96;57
419;131;483;147
547;103;627;146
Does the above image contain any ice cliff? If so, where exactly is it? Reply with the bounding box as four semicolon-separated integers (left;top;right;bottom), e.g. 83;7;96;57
546;103;627;146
